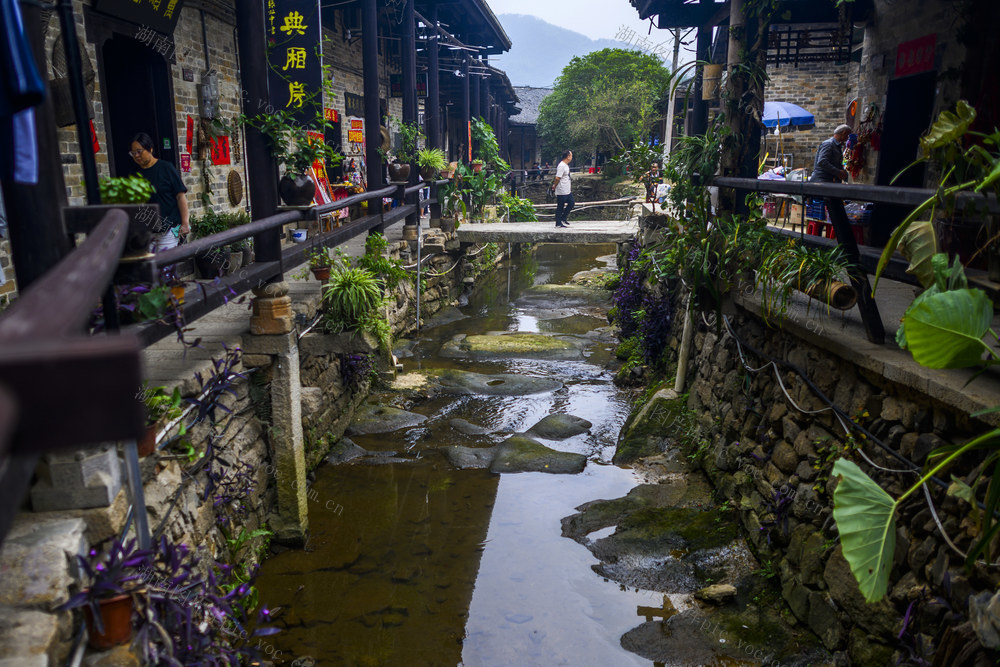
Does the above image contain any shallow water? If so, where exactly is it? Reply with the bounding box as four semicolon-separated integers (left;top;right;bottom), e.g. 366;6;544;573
253;243;826;666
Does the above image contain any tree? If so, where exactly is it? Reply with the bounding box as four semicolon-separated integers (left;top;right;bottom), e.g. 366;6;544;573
537;49;673;162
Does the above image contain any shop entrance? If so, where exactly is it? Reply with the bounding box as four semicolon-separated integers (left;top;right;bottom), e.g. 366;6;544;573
101;34;176;177
870;71;936;246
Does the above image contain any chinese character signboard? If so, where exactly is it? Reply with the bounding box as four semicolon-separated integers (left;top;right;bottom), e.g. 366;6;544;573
417;73;427;98
324;108;339;122
347;117;365;155
895;34;936;78
344;92;365;119
266;0;322;127
95;0;186;35
390;74;403;98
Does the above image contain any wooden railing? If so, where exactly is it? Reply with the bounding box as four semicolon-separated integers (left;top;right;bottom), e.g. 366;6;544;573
712;177;1000;345
0;210;146;545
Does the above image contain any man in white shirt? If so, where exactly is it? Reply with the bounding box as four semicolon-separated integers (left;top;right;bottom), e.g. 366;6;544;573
550;150;574;227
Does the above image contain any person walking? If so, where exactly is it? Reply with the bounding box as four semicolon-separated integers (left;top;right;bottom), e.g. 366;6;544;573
809;124;851;183
131;132;189;252
551;150;574;228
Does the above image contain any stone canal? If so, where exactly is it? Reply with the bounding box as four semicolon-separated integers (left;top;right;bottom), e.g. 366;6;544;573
253;243;830;666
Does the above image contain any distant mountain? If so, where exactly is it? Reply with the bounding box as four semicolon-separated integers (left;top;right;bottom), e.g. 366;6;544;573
492;14;635;87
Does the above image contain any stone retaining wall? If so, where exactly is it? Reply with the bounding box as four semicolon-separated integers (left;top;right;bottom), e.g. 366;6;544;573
619;215;1000;664
0;230;498;663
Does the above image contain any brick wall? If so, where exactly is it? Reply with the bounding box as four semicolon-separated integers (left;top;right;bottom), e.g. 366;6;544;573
763;57;857;175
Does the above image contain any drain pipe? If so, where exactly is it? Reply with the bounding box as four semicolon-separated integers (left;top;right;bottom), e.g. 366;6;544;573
674;292;694;393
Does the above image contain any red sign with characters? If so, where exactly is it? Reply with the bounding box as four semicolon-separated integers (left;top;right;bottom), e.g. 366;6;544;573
324;108;338;122
895;34;936;78
209;136;231;165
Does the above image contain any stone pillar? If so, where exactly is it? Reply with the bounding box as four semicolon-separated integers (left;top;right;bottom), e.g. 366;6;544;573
29;445;122;511
250;281;293;335
242;332;308;543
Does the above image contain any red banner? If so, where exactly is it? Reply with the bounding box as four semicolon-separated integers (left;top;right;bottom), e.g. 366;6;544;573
209;136;231;165
895;34;936;78
186;115;194;153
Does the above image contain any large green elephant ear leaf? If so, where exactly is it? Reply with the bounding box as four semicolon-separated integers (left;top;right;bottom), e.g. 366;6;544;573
920;100;977;157
900;288;994;368
896;221;940;289
831;459;897;602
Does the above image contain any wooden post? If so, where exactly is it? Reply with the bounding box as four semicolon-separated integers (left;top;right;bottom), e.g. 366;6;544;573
236;0;281;267
826;198;885;344
363;0;383;189
690;24;712;137
427;4;441;150
461;54;470;162
402;0;419;227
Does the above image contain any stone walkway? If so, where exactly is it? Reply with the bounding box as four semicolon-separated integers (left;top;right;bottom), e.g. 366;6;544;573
143;218;412;392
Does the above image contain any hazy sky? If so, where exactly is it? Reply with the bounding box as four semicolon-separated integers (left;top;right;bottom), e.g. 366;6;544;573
487;0;662;43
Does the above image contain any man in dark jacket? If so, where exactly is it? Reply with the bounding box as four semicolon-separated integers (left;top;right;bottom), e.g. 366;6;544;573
809;124;851;182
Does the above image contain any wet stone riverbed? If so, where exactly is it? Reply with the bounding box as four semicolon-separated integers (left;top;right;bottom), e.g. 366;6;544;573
254;244;831;666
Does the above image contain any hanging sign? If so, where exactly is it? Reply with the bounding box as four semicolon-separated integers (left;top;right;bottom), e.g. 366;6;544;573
266;0;323;127
180;154;192;172
895;34;936;78
344;92;365;119
324;108;339;122
185;115;194;153
467;121;472;162
209;136;231;165
95;0;186;35
347;117;365;155
390;74;403;98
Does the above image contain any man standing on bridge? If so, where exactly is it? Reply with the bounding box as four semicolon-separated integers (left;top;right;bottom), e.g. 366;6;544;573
551;150;574;228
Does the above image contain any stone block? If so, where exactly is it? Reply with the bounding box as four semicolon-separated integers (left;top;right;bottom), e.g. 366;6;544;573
0;607;62;666
0;518;86;610
300;387;325;422
771;441;799;475
823;546;897;636
30;445;122;512
807;591;845;650
299;330;378;356
250;296;293;335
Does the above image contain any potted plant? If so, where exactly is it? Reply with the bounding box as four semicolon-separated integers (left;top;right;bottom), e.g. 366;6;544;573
241;110;343;206
470;159;484;174
381;117;423;182
308;246;333;281
138;383;186;456
417;147;447;180
60;539;151;649
98;175;157;257
190;209;232;278
439;179;467;233
440;161;457;179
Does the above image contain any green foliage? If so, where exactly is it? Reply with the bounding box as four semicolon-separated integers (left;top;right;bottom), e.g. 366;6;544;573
471;117;510;172
240;109;343;177
442;164;505;219
417;147;447;172
896;220;940;288
99;175;155;205
355;232;408;289
895;254;998;368
609;142;661;179
830;459;897;602
382;117;423;164
538;48;673;159
142;384;184;427
190;208;230;239
322;266;383;329
308;246;332;269
875;100;1000;291
832;425;1000;601
499;192;538;222
322;263;393;352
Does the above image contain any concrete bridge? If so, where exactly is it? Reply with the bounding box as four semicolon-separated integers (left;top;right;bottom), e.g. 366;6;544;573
456;220;638;244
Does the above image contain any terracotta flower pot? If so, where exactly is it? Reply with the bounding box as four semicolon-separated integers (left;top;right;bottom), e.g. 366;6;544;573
471;161;483;173
311;266;331;281
84;593;133;649
419;166;437;181
388;163;411;182
137;425;157;457
278;173;316;206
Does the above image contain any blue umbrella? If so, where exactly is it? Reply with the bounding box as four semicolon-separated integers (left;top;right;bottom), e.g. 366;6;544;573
762;101;815;128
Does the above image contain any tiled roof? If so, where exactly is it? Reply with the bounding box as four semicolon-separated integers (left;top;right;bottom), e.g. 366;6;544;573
509;86;553;126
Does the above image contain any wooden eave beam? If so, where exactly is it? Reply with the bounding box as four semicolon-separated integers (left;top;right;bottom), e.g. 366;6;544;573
649;0;845;29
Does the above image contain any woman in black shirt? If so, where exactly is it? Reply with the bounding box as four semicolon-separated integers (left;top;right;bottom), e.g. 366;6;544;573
131;132;189;252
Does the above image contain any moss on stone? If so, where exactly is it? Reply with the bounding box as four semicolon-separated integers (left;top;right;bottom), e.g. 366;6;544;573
462;334;574;354
614;507;738;552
